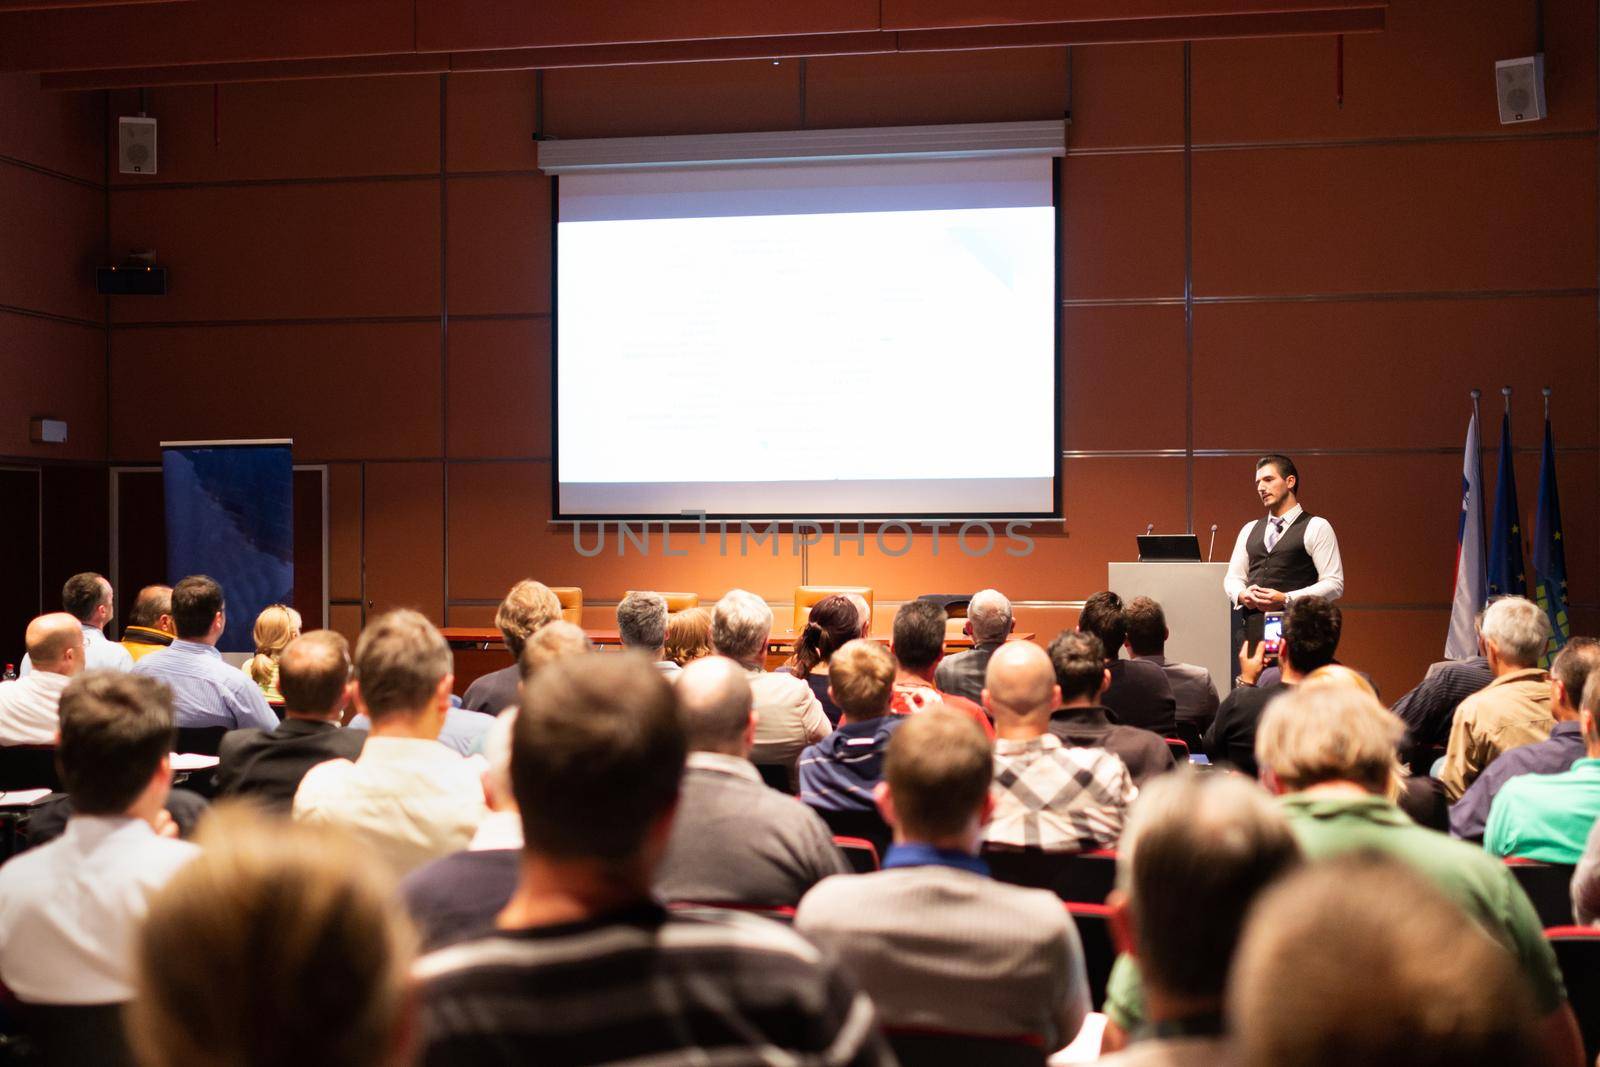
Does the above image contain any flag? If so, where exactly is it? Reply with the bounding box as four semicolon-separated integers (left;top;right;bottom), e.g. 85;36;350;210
1487;409;1526;600
1446;409;1487;660
1532;414;1569;665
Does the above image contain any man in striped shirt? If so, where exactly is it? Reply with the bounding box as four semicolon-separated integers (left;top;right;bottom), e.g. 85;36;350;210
414;653;892;1067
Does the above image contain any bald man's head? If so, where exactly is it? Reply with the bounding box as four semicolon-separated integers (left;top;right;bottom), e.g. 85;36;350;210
982;641;1059;731
676;656;754;755
277;631;352;719
25;613;85;676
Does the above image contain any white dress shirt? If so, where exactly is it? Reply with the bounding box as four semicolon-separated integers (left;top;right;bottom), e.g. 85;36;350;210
0;816;198;1004
1223;503;1345;607
0;670;71;745
293;736;488;877
18;625;132;679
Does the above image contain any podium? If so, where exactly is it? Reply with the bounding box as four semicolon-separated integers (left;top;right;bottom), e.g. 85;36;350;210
1107;562;1232;693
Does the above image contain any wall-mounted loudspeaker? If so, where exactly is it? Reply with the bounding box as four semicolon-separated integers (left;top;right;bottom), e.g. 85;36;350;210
118;116;158;174
1495;55;1547;125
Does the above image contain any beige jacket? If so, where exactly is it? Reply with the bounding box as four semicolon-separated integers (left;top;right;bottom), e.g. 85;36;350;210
1438;668;1553;801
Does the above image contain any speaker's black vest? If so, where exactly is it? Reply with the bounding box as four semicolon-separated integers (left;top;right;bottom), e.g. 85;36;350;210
1246;510;1319;592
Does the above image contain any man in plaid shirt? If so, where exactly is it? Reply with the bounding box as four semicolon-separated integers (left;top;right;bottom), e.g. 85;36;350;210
982;639;1137;852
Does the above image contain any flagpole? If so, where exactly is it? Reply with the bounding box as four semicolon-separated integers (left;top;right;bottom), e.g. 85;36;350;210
1503;385;1512;412
1471;388;1480;419
1543;386;1551;419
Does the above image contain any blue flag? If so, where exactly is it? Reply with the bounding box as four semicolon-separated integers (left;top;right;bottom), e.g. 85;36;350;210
1532;416;1569;666
1487;410;1526;599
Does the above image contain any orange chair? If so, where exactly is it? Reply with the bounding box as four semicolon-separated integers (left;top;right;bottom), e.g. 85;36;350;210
793;586;874;633
625;591;699;613
548;587;583;627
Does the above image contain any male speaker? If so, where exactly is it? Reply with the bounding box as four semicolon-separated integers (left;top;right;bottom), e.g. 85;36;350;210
1495;55;1547;125
118;116;158;174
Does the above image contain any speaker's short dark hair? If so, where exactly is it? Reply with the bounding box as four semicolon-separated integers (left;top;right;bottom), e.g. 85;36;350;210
62;572;109;623
892;600;947;672
1078;591;1126;658
1256;454;1299;491
57;671;174;814
1123;597;1167;657
171;575;225;640
514;654;684;863
1284;597;1341;673
1049;630;1106;703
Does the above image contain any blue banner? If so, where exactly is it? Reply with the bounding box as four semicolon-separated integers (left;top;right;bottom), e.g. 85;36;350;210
1487;411;1525;600
1533;416;1569;666
162;442;293;653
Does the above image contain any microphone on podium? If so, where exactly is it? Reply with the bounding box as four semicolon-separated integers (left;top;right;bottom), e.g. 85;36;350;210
1207;524;1219;562
1145;523;1155;536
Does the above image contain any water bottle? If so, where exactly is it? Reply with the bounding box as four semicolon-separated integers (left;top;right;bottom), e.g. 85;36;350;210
2;664;14;682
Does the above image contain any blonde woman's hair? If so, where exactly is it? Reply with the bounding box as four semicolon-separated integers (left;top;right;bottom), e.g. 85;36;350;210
1255;684;1405;800
665;607;714;667
495;579;563;657
129;806;415;1067
246;604;301;687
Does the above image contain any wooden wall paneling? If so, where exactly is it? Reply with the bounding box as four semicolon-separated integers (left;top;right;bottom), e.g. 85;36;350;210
108;323;443;460
0;312;106;460
329;602;362;643
362;461;444;620
105;77;440;184
1335;607;1449;705
0;469;41;671
1192;0;1596;144
1059;151;1186;300
327;461;362;601
111;468;163;624
803;49;1067;129
0;72;104;182
540;61;802;140
445;71;539;173
291;467;325;626
1062;304;1188;450
879;0;1388;30
0;164;104;323
445;318;549;458
1192;138;1598;297
40;465;110;612
1061;42;1184;150
444;175;550;316
1011;604;1080;646
804;518;1077;603
1191;297;1600;451
107;180;441;323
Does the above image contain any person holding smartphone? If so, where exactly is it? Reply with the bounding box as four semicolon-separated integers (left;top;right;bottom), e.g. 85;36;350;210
1223;455;1345;658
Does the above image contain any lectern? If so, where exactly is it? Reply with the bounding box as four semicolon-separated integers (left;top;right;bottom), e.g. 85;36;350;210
1107;562;1233;693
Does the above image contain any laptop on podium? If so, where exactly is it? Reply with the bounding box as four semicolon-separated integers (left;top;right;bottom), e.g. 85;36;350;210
1136;534;1202;562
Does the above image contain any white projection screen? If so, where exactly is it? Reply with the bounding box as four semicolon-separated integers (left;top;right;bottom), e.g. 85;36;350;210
553;154;1059;519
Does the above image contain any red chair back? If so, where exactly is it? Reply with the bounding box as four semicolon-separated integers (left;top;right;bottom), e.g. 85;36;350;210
1547;926;1600;1064
1504;857;1578;928
983;846;1118;903
1065;902;1117;1012
833;835;880;873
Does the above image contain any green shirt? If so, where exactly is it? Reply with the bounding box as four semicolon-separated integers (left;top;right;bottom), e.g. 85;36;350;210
1104;793;1566;1032
1485;757;1600;865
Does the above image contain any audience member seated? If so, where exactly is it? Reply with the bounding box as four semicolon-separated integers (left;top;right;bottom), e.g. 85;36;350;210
241;603;300;704
119;584;173;663
412;653;893;1067
1453;638;1600;840
0;612;83;745
665;605;714;667
800;640;903;811
618;590;679;678
1203;595;1341;776
129;809;413;1067
656;656;848;907
1046;630;1175;787
934;587;1013;703
1079;591;1176;735
460;578;561;714
215;630;367;812
1570;807;1600;924
20;572;132;676
131;574;278;730
1230;855;1543;1067
1485;665;1600;864
712;589;827;777
888;599;995;738
1439;595;1557;801
1123;596;1219;734
797;708;1090;1051
984;641;1135;853
780;593;859;724
402;708;523;951
1098;772;1301;1063
1393;605;1495;755
0;672;198;1006
294;610;486;877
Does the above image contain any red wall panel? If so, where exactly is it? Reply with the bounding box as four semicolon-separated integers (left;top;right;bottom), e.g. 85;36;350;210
327;461;362;601
445;174;550;316
1062;304;1188;451
363;460;444;618
542;61;801;139
0;312;105;459
1066;42;1184;150
1060;151;1186;300
0;163;103;323
0;72;102;181
446;318;549;458
804;49;1066;129
446;71;539;173
1336;607;1448;705
108;322;442;460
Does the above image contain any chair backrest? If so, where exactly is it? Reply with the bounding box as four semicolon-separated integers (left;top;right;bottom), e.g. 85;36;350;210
1504;857;1578;928
885;1028;1044;1067
1169;720;1204;753
1163;737;1190;762
0;745;60;791
1547;927;1600;1065
23;1002;134;1067
814;805;894;859
667;901;797;925
793;586;874;634
753;762;796;795
548;586;583;627
983;846;1119;904
1065;902;1118;1015
626;591;699;613
833;835;880;873
174;726;228;757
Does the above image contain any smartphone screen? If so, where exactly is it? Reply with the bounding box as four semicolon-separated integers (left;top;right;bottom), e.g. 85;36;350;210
1262;612;1284;656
